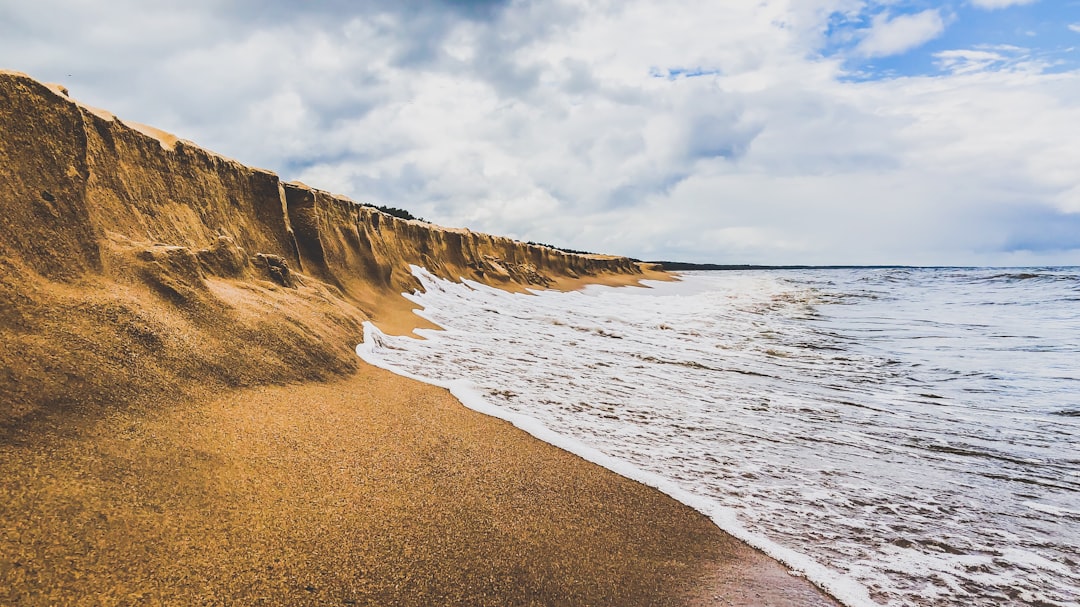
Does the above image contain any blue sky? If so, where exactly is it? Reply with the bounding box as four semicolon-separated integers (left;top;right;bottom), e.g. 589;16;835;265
1;0;1079;265
827;0;1080;79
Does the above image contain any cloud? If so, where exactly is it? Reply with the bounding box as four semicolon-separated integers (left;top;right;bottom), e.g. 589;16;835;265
854;10;947;58
1069;23;1080;34
998;207;1080;253
969;0;1038;9
1;0;1079;265
933;48;1027;74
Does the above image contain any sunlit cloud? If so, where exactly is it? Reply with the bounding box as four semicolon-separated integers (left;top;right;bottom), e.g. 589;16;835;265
969;0;1038;9
854;10;947;58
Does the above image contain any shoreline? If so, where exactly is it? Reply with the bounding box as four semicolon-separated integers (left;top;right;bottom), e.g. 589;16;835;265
2;69;839;605
362;281;858;606
367;263;675;338
1;363;839;606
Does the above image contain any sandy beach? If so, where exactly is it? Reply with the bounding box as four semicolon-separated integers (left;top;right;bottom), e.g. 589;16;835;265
1;363;839;606
0;70;840;605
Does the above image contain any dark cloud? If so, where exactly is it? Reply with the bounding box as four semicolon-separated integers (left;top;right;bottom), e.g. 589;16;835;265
449;1;584;97
228;0;517;69
559;59;597;95
606;173;690;209
1001;208;1080;253
437;0;512;20
223;0;512;24
686;113;761;160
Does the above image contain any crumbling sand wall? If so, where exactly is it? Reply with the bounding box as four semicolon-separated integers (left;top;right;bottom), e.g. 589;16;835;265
0;70;648;427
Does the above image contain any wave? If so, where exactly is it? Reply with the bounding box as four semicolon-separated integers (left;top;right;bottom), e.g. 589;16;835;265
356;320;879;607
360;266;1080;607
971;271;1080;286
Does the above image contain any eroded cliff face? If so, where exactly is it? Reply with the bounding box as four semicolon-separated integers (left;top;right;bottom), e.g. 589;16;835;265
0;70;654;427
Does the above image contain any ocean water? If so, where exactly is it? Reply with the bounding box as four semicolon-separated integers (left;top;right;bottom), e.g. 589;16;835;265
356;266;1080;607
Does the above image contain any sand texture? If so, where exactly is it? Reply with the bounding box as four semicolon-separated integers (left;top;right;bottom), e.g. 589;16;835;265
0;69;653;427
1;69;838;606
1;368;838;606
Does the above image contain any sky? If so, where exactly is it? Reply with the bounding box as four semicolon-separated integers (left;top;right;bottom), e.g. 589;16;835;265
2;0;1079;265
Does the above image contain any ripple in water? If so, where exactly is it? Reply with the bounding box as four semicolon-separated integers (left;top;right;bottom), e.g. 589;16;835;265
358;267;1080;607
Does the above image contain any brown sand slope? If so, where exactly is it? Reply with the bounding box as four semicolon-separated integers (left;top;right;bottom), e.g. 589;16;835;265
0;70;839;606
1;366;839;606
0;69;661;427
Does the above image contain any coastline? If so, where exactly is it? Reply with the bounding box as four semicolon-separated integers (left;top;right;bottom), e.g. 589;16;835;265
360;319;846;606
363;272;863;606
1;362;840;606
2;69;839;605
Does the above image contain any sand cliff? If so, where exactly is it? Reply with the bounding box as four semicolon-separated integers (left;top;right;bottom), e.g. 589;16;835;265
0;69;652;428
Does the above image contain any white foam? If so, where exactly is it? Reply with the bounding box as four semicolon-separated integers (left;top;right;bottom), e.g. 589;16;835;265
1023;500;1080;518
355;265;1080;607
356;323;877;607
356;267;878;607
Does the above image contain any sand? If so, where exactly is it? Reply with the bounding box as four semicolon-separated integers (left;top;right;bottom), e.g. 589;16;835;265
1;69;840;605
0;363;840;606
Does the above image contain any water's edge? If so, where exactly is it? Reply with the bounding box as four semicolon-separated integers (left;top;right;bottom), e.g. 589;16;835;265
356;309;876;607
357;265;1080;607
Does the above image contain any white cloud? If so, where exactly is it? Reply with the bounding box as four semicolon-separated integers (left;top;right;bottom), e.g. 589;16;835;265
969;0;1038;9
1069;23;1080;34
1;0;1079;265
935;49;1008;73
854;10;947;58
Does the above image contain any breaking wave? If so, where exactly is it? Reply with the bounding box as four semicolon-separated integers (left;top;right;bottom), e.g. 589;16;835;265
358;266;1080;606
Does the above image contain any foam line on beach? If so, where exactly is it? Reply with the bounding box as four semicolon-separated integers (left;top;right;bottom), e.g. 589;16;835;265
357;264;1080;606
357;306;878;607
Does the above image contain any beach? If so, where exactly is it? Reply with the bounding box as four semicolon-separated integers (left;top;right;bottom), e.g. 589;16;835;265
0;70;846;605
362;268;1080;606
1;363;839;606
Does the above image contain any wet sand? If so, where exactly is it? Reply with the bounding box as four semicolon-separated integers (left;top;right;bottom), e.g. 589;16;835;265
1;364;839;606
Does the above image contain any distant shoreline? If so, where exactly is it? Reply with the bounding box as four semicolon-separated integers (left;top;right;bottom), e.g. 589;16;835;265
649;262;917;271
648;262;1080;271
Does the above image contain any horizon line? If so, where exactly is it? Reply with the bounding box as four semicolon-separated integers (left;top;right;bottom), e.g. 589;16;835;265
646;262;1080;271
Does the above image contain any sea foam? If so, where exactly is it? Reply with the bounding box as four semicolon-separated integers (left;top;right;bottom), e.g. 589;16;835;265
357;265;1080;607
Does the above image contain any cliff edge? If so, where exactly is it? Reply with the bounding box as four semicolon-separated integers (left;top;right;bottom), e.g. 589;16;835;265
0;70;656;428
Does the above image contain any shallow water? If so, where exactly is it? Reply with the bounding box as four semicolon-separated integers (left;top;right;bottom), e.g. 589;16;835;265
357;267;1080;606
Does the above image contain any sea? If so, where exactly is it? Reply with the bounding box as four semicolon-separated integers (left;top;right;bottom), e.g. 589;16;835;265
356;266;1080;607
